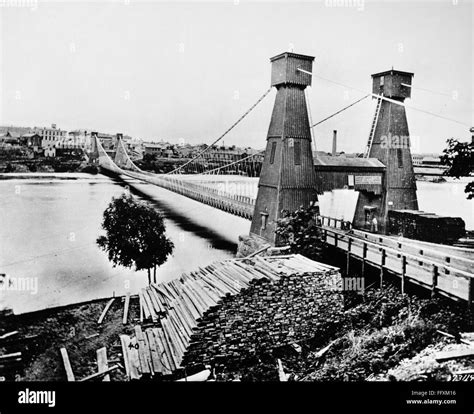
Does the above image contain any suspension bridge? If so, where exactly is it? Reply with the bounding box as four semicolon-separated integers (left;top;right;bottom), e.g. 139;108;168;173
88;50;474;307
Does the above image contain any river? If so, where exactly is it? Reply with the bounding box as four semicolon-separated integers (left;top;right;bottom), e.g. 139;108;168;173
0;173;249;314
0;173;472;314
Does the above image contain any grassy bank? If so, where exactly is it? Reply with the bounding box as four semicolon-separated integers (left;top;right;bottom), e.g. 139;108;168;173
0;296;140;381
214;286;473;381
2;285;472;382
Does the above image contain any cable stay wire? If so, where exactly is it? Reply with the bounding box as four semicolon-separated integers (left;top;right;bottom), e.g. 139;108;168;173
311;94;371;128
202;150;265;175
166;87;273;175
305;87;318;150
402;83;474;106
312;73;471;128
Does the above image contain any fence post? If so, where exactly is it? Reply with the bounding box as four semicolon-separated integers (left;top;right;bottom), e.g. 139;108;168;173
346;238;352;275
401;255;407;294
431;265;438;299
380;248;386;288
361;242;367;277
468;278;474;311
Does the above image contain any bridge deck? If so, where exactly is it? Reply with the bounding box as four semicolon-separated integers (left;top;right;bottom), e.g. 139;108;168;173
321;225;474;303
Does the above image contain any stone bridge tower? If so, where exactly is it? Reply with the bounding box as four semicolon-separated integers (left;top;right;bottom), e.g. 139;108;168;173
250;52;318;245
366;69;418;230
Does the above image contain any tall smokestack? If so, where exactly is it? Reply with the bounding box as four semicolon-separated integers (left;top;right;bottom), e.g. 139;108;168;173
332;130;337;156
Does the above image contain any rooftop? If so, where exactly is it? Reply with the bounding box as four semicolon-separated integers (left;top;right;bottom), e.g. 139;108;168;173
270;51;315;62
314;155;386;169
371;69;414;78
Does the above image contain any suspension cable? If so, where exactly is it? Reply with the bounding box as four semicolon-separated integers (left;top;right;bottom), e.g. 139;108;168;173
312;73;471;128
166;87;273;175
203;150;265;175
305;87;317;150
311;94;370;128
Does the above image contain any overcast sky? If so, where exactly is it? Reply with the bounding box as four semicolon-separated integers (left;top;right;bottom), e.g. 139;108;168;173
0;0;472;153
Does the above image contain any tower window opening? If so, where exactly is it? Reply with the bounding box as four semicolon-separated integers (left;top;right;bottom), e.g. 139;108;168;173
380;76;384;86
269;142;277;164
294;140;301;165
397;148;403;168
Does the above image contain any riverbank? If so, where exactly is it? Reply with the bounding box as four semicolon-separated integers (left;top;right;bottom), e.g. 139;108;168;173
2;282;472;382
0;296;140;381
0;158;97;174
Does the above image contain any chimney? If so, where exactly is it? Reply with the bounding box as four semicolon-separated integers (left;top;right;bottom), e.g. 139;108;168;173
470;127;474;144
332;130;337;156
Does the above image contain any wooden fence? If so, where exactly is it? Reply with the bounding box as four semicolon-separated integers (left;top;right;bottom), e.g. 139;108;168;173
321;226;474;306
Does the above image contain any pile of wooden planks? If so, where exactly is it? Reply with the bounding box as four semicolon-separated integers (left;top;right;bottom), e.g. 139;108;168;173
0;331;22;378
120;254;339;379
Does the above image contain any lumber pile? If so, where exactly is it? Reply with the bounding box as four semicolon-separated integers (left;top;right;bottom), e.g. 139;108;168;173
120;254;340;379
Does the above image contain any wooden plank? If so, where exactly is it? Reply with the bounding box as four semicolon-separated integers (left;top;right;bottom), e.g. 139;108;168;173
152;328;173;375
97;298;115;324
79;365;120;382
0;352;21;360
172;296;196;329
134;326;151;374
180;284;205;316
167;310;189;349
122;292;130;325
152;283;174;303
143;289;159;322
145;329;164;374
147;288;163;314
96;347;110;381
157;324;177;371
197;270;229;296
176;369;211;382
0;331;19;341
119;335;131;380
60;348;75;382
141;289;156;322
168;305;191;339
127;337;142;380
435;348;474;362
161;318;181;367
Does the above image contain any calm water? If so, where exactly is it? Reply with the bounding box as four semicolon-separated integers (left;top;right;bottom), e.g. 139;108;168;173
0;173;472;314
0;174;249;314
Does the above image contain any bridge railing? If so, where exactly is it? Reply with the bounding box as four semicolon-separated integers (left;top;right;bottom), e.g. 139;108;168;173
95;136;256;219
321;226;474;305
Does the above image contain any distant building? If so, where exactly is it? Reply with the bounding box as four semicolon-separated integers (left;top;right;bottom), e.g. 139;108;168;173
36;124;67;157
0;131;21;146
96;133;116;150
314;154;386;231
20;133;42;152
412;153;442;167
143;142;168;157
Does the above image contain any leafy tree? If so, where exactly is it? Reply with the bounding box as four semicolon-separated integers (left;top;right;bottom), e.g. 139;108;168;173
275;204;324;260
97;194;174;284
441;138;474;199
142;153;157;163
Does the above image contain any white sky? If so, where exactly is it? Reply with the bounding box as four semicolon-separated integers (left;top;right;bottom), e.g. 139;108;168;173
0;0;472;153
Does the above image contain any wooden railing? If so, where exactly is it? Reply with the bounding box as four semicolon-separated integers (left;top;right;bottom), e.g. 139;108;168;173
321;225;474;306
